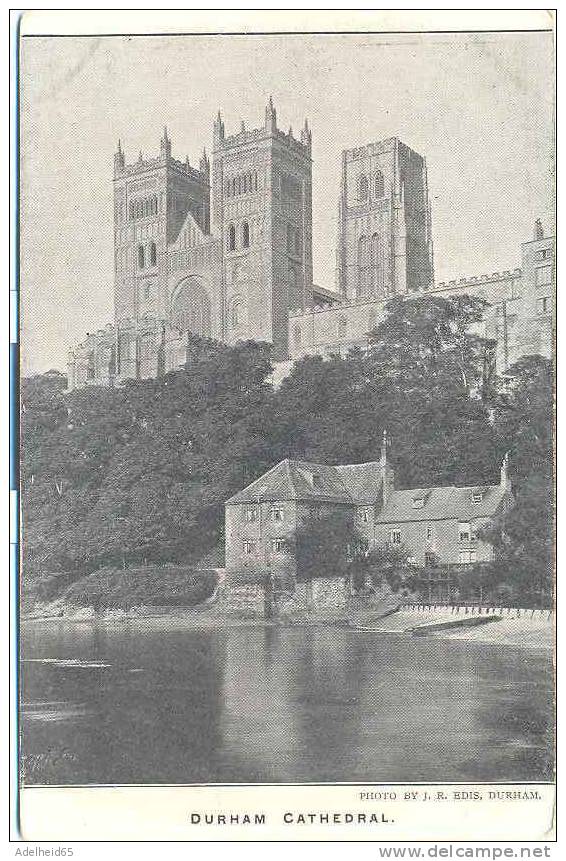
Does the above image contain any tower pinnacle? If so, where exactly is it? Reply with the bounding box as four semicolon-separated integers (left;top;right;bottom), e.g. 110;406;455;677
265;96;277;132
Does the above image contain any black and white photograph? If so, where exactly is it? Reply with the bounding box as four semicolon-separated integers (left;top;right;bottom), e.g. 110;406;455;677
15;9;556;842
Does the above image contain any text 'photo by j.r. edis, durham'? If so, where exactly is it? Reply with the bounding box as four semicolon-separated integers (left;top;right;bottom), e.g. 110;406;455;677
19;24;554;805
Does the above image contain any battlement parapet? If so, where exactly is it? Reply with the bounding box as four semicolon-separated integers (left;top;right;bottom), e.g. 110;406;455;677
217;124;310;155
435;268;522;290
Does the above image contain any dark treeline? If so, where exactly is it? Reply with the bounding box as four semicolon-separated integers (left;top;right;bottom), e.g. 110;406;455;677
21;295;554;605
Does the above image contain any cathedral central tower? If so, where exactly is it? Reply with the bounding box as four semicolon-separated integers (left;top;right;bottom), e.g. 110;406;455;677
335;137;434;298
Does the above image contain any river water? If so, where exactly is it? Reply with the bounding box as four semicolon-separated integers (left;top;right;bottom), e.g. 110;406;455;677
20;621;554;785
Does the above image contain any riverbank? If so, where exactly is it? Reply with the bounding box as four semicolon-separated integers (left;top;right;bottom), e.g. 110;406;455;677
21;603;554;649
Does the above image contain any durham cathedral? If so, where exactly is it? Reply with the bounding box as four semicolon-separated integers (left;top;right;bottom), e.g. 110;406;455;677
67;98;554;390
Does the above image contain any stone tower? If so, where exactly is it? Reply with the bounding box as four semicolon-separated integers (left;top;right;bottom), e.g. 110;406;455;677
112;130;210;380
335;137;434;299
212;98;313;359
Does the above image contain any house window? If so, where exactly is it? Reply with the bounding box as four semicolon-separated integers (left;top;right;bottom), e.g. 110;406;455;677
472;491;484;504
359;507;372;523
537;296;551;314
424;552;436;567
459;549;476;564
374;170;385;198
358;174;368;201
227;224;236;252
242;539;256;555
270;506;284;522
536;248;552;261
271;538;285;553
535;265;552;287
459;522;471;541
242;221;250;248
244;506;258;523
426;525;434;541
390;529;402;545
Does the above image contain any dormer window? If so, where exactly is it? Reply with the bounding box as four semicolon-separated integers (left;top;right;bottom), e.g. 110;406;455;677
472;491;484;504
358;507;372;523
412;496;425;509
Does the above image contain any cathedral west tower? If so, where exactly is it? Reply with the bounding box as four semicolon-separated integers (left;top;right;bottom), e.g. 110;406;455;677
212;98;313;359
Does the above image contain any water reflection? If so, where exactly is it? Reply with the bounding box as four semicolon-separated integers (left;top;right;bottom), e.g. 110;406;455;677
21;622;553;785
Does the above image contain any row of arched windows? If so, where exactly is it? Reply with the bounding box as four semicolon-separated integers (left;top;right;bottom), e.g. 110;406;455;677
138;241;157;269
286;223;302;256
357;233;385;297
357;171;385;202
130;195;158;220
225;172;259;198
227;221;250;252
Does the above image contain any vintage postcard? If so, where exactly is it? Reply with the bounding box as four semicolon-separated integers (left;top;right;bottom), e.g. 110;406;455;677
14;9;555;842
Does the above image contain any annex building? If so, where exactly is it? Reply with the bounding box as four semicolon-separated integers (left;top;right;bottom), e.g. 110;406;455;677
67;98;555;390
224;434;513;582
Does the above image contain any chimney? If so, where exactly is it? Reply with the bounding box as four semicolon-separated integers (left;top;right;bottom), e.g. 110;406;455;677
534;219;544;241
380;429;395;506
500;451;512;493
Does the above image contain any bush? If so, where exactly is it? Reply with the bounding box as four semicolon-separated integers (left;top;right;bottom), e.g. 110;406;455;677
62;564;218;609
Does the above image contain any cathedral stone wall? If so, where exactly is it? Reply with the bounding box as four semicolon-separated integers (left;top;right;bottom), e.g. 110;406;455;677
67;104;553;391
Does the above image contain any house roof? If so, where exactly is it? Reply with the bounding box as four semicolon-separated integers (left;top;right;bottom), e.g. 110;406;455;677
376;484;508;523
225;458;384;505
226;458;509;520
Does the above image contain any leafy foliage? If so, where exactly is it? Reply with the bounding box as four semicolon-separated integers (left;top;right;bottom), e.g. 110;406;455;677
20;296;554;606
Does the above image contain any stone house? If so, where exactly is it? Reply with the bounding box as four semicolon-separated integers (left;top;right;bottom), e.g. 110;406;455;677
224;436;512;585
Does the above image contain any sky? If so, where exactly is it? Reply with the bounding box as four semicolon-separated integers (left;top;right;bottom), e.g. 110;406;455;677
20;30;554;374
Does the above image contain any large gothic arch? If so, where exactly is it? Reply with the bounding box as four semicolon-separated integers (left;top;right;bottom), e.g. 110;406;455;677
170;276;211;338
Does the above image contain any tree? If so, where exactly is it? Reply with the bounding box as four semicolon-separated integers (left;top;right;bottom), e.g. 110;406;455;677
349;544;419;594
368;294;496;400
480;355;554;606
286;511;360;583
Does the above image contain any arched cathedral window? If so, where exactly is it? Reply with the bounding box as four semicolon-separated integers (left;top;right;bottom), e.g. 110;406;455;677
138;244;145;269
242;222;250;249
287;223;294;254
371;232;384;295
375;171;385;198
358;175;368;201
231;298;242;329
86;352;95;381
358;235;371;296
149;241;157;267
227;224;236;252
